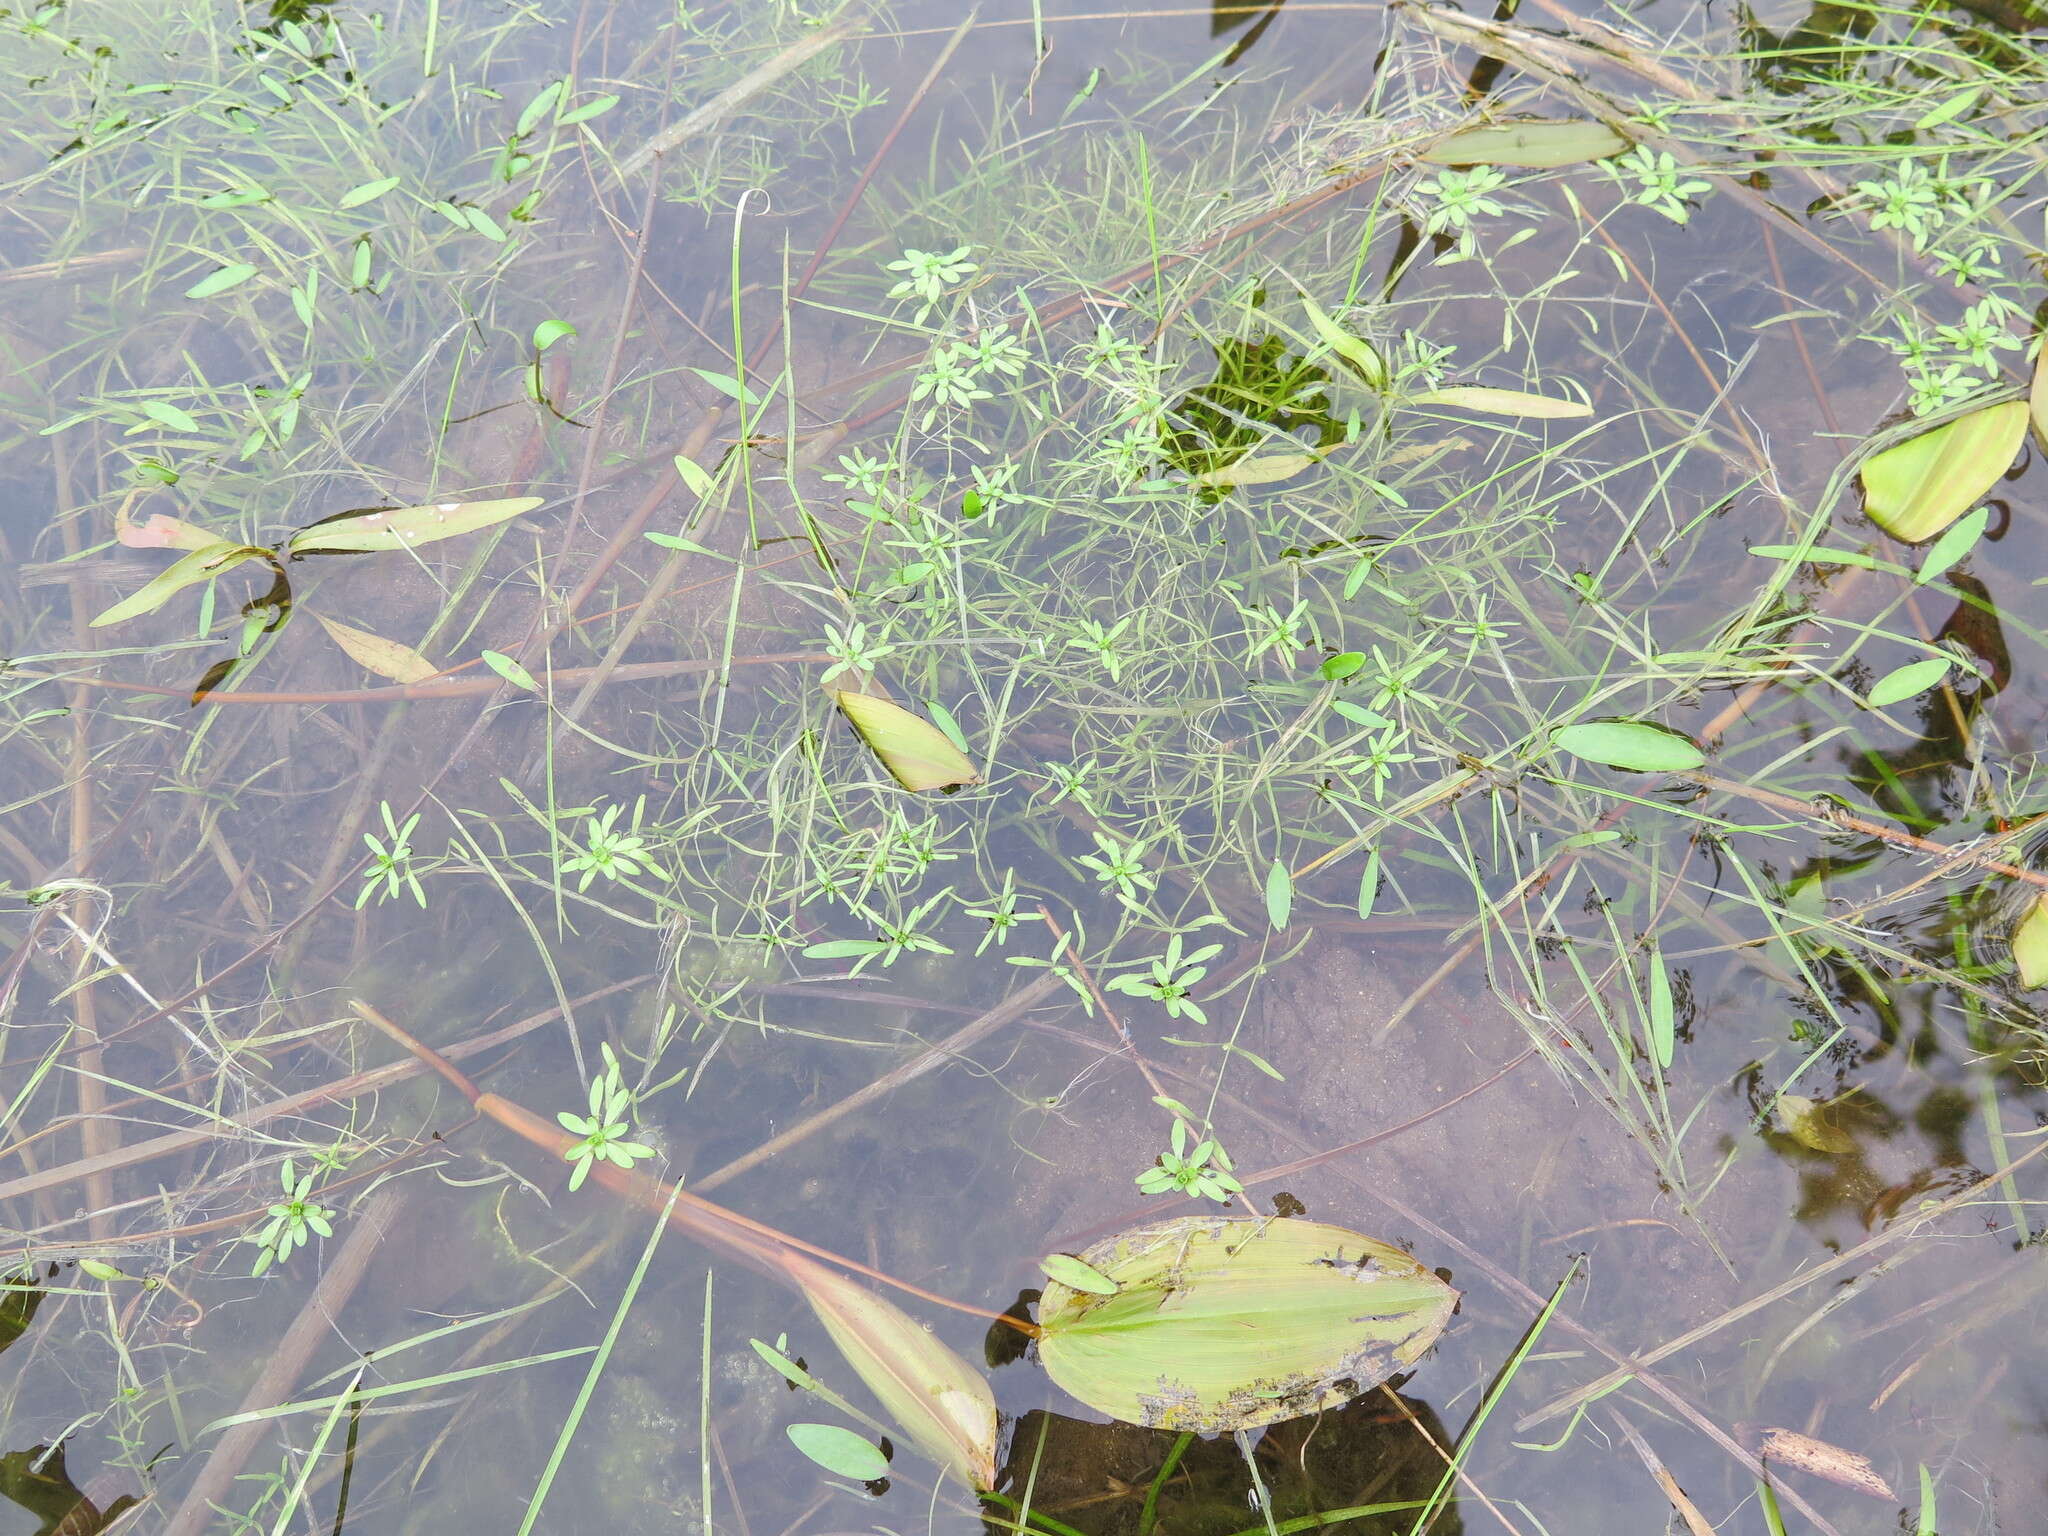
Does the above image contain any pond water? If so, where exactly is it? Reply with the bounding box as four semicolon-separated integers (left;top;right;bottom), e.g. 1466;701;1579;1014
1;1;2045;1533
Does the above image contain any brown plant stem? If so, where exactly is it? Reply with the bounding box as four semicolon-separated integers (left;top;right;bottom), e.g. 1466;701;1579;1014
347;1000;1039;1335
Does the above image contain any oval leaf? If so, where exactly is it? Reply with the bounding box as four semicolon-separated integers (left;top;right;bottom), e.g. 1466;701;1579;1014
1865;656;1950;709
91;542;269;627
1040;1254;1118;1296
1264;860;1292;930
287;496;545;555
337;175;401;209
2013;894;2048;989
834;691;981;792
1860;400;2027;544
1645;947;1674;1071
787;1253;997;1489
312;613;439;683
1916;505;1989;586
785;1423;889;1482
184;262;258;299
1194;450;1328;489
1409;386;1593;419
1420;119;1630;168
1036;1216;1457;1433
1551;720;1705;773
480;649;538;691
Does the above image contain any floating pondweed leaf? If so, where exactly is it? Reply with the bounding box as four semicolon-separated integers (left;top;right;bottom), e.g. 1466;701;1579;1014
786;1423;890;1482
90;541;272;627
1420;119;1630;168
1859;400;2026;543
1864;655;1951;709
834;691;981;792
2012;895;2048;988
286;495;544;555
787;1254;998;1491
1551;720;1706;773
1035;1216;1456;1433
1407;386;1594;419
312;614;439;683
1040;1254;1118;1296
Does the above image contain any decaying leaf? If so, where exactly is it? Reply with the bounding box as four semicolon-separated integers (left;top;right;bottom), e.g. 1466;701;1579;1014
1773;1093;1857;1155
115;502;217;552
1420;119;1630;168
1752;1426;1896;1500
1035;1215;1457;1433
1194;449;1329;489
834;691;981;792
287;495;545;555
2031;335;2047;448
1408;386;1593;419
786;1253;998;1490
2013;895;2048;988
1860;400;2027;543
312;614;440;683
90;541;272;628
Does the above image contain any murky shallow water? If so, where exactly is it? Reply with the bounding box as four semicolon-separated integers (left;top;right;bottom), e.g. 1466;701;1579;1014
1;0;2045;1532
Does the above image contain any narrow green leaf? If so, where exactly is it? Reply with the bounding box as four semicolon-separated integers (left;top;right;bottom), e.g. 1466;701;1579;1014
464;207;508;242
1264;860;1292;930
924;698;971;754
1645;948;1674;1071
1916;1464;1936;1536
288;496;544;555
786;1423;889;1482
690;367;764;406
1913;88;1980;129
672;454;716;500
2016;896;2048;989
1298;290;1387;387
1865;656;1951;709
350;237;373;287
1916;507;1989;585
140;400;200;432
1860;400;2027;543
1748;543;1887;571
337;175;401;208
1551;720;1705;773
480;650;537;691
91;542;268;627
558;93;620;126
1331;701;1394;730
1358;850;1381;918
1040;1254;1119;1295
516;80;564;137
184;262;258;299
802;939;888;960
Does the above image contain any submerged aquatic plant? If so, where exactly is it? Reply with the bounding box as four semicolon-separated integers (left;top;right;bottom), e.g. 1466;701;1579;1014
558;1043;657;1191
247;1160;333;1276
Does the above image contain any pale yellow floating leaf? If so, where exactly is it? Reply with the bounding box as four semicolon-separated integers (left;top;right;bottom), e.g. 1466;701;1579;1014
2013;894;2048;988
1194;449;1329;489
2031;336;2047;448
1036;1215;1457;1433
834;690;980;792
786;1254;997;1490
312;613;439;683
1774;1093;1857;1155
1420;119;1630;168
287;495;545;555
1860;400;2027;544
1408;386;1593;419
91;541;270;628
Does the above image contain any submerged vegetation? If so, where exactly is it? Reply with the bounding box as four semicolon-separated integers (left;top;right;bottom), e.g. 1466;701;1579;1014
1;0;2046;1532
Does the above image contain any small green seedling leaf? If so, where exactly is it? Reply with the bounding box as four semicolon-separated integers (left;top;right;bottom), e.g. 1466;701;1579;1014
480;650;537;691
516;79;564;137
1645;948;1674;1071
750;1336;819;1390
1318;651;1365;681
1040;1254;1119;1295
1552;720;1705;773
672;454;716;500
532;319;576;352
1860;400;2027;543
1408;386;1593;419
785;1423;889;1482
2014;895;2048;988
924;698;971;754
834;691;981;792
1298;290;1387;387
1357;849;1381;918
288;496;544;555
1420;119;1629;167
691;367;764;406
1865;656;1950;709
91;542;269;627
184;262;258;299
559;93;620;126
337;175;400;208
1264;860;1292;930
77;1259;124;1282
1331;700;1394;730
141;400;200;433
1916;506;1989;586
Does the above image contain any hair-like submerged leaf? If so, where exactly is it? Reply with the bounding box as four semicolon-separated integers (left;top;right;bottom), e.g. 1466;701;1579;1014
1035;1216;1457;1434
834;691;981;792
785;1254;998;1491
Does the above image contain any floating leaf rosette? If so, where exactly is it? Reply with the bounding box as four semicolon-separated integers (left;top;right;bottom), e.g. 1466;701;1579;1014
1035;1216;1456;1433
